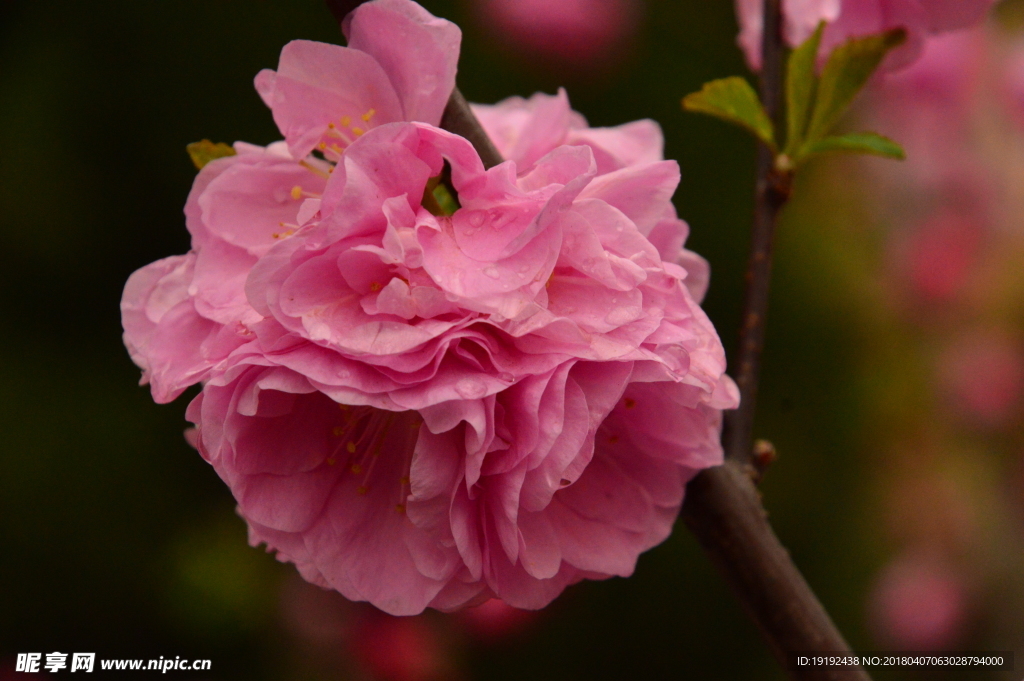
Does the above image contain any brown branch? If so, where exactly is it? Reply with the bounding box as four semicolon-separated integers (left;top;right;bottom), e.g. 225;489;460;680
682;463;870;680
684;1;870;679
722;0;791;468
441;88;505;169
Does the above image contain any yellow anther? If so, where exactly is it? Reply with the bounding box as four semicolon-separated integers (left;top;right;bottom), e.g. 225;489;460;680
341;116;351;127
362;108;376;122
290;185;303;200
395;504;406;514
352;127;365;136
350;463;362;474
369;281;382;292
624;398;636;409
327;122;335;129
332;426;345;436
346;442;357;454
399;476;410;485
338;404;350;411
356;485;368;496
319;142;327;150
327;458;336;466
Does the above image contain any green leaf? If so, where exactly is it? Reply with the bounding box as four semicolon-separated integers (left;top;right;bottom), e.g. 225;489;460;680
803;28;906;148
683;77;776;151
799;131;905;161
784;21;825;156
187;139;236;170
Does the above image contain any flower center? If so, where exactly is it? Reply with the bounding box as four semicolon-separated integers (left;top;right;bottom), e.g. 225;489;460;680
326;404;420;514
318;108;377;162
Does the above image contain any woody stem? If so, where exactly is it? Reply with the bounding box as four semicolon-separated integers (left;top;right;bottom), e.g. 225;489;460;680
685;0;870;678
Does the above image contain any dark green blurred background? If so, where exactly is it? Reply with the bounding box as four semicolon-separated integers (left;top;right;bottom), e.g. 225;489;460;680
1;1;1018;679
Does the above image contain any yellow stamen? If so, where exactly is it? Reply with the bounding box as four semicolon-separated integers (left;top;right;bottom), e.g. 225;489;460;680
332;426;346;436
352;127;364;136
361;108;376;122
340;116;351;127
290;185;303;200
346;442;357;454
300;160;331;179
350;463;362;474
369;282;382;292
356;485;368;496
395;504;406;514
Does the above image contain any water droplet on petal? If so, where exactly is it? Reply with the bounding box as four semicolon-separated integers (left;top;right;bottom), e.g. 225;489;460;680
455;378;487;399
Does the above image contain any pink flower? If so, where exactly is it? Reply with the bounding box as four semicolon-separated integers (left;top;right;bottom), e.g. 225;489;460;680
475;0;642;69
472;89;661;172
255;0;460;160
122;0;736;616
736;0;996;71
179;122;736;615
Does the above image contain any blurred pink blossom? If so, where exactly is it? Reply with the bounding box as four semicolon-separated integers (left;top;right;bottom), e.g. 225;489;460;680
892;210;983;303
736;0;996;71
864;30;994;223
456;598;539;643
938;330;1024;428
476;0;642;69
122;0;736;616
1002;41;1024;127
350;611;448;681
869;552;968;650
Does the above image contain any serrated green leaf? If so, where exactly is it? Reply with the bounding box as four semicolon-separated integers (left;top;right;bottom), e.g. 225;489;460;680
187;139;236;170
683;77;776;151
803;28;906;148
799;131;905;162
784;21;825;156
